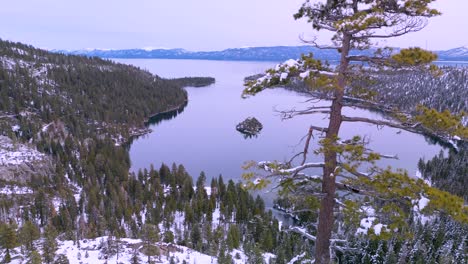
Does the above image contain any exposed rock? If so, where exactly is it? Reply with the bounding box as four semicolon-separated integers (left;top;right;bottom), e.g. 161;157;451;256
236;117;263;136
0;136;54;183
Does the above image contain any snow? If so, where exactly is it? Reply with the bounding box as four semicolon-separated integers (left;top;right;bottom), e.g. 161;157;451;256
373;223;384;235
204;186;212;196
0;185;33;195
280;72;289;81
12;47;28;56
448;138;460;151
415;170;431;186
253;178;262;185
54;237;215;264
356;216;376;234
300;70;310;79
0;136;45;166
41;122;53;132
356;205;388;235
284;59;298;67
412;195;433;224
1;57;17;70
418;196;430;211
6;235;276;264
287;252;309;264
11;125;20;132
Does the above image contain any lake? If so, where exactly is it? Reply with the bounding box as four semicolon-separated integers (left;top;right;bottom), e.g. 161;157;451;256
117;59;445;183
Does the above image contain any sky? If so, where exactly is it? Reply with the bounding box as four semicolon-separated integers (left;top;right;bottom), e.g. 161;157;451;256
1;0;466;51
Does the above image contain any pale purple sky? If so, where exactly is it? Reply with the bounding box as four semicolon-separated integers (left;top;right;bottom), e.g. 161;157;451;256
1;0;466;51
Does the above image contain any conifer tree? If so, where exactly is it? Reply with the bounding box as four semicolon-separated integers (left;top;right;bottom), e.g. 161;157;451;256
19;221;40;254
142;223;160;263
226;225;240;250
243;0;468;263
28;250;42;264
0;223;18;263
42;225;58;264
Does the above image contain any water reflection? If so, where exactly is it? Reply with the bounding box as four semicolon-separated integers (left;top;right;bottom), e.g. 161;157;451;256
146;101;188;126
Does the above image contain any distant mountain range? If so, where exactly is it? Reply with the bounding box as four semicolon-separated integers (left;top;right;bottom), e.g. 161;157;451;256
54;45;468;62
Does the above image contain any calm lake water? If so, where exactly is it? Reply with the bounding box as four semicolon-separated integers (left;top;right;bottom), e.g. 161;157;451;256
117;59;444;183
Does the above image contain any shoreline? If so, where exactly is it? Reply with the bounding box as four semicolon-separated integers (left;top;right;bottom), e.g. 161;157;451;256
342;96;463;150
145;99;188;124
279;84;463;150
119;99;188;146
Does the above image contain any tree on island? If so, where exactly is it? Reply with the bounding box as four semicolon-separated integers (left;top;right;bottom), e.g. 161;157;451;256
243;0;468;263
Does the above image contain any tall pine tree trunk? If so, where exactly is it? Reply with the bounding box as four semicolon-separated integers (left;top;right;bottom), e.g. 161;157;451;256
315;34;351;264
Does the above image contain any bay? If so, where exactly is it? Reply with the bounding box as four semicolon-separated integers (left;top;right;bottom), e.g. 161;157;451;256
117;59;444;182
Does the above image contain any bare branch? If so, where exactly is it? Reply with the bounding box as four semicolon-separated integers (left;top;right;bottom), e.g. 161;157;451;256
299;34;340;50
286;226;317;241
339;169;371;179
347;55;388;64
279;108;331;120
287;152;305;166
371;153;398;159
333;245;360;253
341;115;420;131
302;127;314;165
310;125;329;133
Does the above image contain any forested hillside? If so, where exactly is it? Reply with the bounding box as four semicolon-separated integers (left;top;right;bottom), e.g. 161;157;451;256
0;39;214;141
278;66;468;120
365;67;468;116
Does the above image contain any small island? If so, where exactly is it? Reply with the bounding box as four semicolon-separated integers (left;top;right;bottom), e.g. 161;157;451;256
236;117;263;136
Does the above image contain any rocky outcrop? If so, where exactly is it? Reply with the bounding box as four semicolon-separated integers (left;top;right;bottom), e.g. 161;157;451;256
0;136;53;183
236;117;263;136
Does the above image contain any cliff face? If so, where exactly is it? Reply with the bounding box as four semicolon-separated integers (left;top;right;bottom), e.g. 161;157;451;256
0;136;54;183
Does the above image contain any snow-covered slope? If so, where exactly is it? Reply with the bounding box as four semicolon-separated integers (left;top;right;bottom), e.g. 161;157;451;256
5;236;275;264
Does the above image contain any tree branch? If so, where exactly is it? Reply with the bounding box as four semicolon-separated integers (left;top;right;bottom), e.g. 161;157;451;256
302;126;314;165
341;115;420;131
286;226;316;241
299;34;340;50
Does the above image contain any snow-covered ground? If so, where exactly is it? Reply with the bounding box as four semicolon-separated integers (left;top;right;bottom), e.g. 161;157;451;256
5;236;274;264
0;185;33;195
0;136;45;166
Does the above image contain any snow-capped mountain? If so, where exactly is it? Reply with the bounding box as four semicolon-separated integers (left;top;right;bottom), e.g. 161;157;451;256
437;45;468;60
54;46;369;61
53;48;190;59
54;45;468;62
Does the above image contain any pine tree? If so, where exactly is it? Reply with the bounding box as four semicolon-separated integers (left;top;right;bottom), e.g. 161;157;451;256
243;1;467;263
28;250;42;264
190;224;202;251
0;223;18;263
227;225;240;250
19;221;40;253
142;223;160;263
218;243;234;264
42;225;58;264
